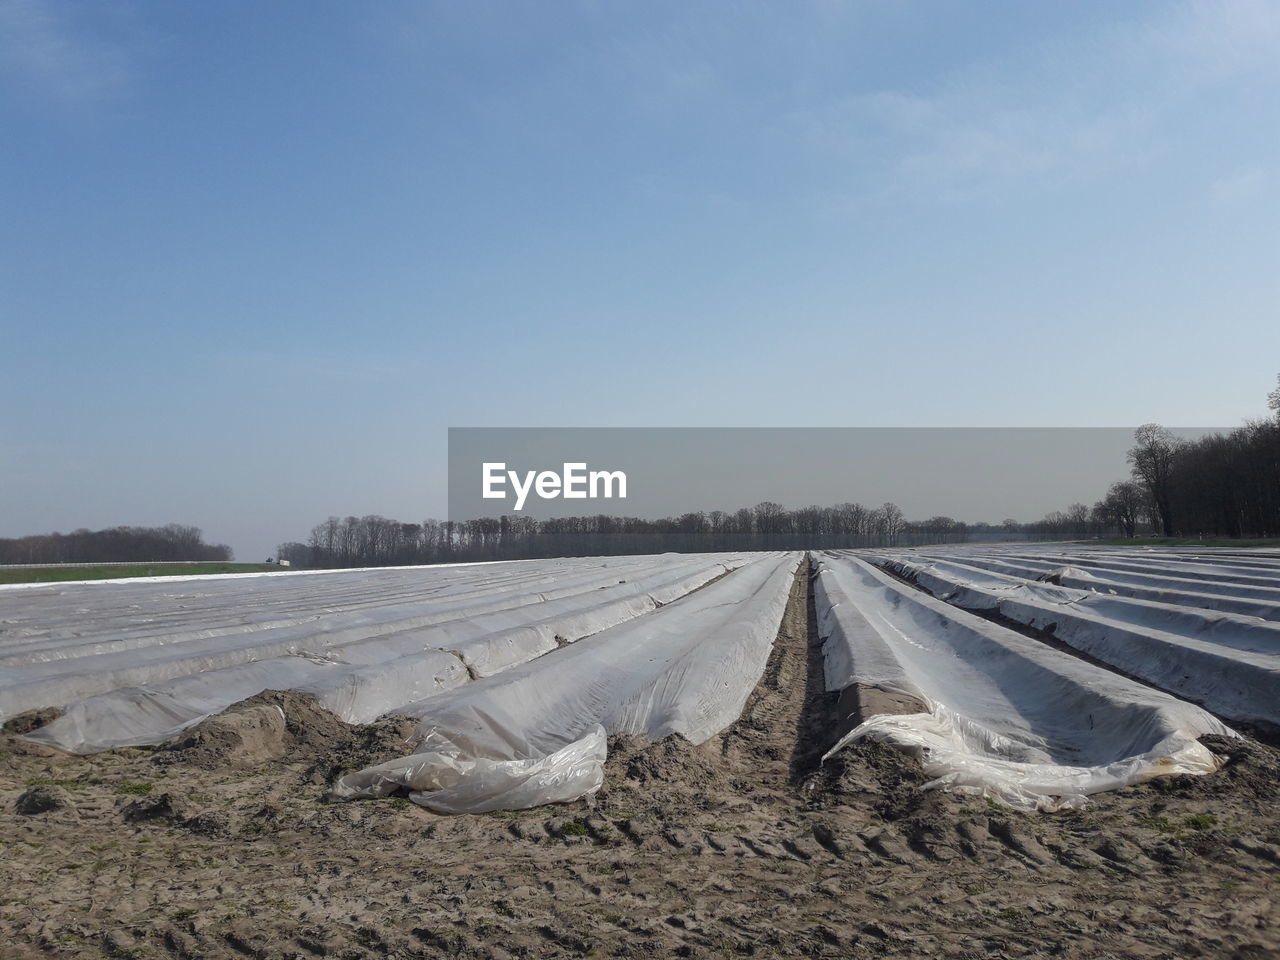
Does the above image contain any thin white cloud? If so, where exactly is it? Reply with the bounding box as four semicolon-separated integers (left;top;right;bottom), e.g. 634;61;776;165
789;0;1279;205
0;0;130;103
1136;0;1280;82
790;85;1155;206
1208;165;1268;206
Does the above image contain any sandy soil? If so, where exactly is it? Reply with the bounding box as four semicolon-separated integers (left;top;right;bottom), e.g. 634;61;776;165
2;559;1278;959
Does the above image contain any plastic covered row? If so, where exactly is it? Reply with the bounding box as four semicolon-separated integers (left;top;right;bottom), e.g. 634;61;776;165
331;552;801;812
815;553;1235;811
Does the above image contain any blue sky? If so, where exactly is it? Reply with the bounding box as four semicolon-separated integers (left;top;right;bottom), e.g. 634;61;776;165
2;0;1278;560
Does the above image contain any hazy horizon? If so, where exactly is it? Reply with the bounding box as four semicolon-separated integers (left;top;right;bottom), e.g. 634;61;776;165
1;426;1236;562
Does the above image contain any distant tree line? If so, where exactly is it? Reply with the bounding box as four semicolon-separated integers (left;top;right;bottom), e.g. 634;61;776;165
288;375;1280;566
0;525;233;565
13;381;1273;569
1025;377;1280;540
276;502;979;568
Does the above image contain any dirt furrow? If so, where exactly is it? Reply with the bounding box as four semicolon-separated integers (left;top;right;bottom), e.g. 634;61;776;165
716;554;840;787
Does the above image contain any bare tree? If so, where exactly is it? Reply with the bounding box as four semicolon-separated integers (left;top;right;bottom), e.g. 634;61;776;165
753;501;787;548
1097;481;1144;537
880;502;905;546
1128;423;1181;537
1065;502;1091;539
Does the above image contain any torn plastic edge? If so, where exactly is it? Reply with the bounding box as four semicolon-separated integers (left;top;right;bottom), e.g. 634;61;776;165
329;724;608;815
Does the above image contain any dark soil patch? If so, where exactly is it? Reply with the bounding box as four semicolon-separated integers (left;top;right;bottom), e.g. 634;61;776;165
2;707;63;736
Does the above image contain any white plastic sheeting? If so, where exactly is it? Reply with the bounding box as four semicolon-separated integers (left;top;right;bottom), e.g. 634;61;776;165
331;552;800;812
1;558;677;715
14;554;754;753
0;555;677;669
966;550;1280;605
914;553;1280;620
21;653;356;754
874;552;1280;728
1023;551;1280;588
815;554;1234;811
396;726;609;816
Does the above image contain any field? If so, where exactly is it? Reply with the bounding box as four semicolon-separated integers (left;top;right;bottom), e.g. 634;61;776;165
1;547;1278;958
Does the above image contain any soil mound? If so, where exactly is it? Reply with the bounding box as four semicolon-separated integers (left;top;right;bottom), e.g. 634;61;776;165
153;689;419;785
155;690;354;770
2;706;63;736
15;784;77;817
606;733;721;786
305;713;420;786
1148;733;1280;805
807;737;938;820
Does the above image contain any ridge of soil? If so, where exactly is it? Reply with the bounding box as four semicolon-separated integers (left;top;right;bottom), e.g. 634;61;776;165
2;556;1278;958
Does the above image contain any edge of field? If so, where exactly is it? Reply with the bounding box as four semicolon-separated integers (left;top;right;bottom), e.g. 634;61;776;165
0;563;286;585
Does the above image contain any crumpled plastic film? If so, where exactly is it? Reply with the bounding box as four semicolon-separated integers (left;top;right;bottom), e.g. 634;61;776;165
815;553;1236;811
332;726;608;814
824;702;1223;812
